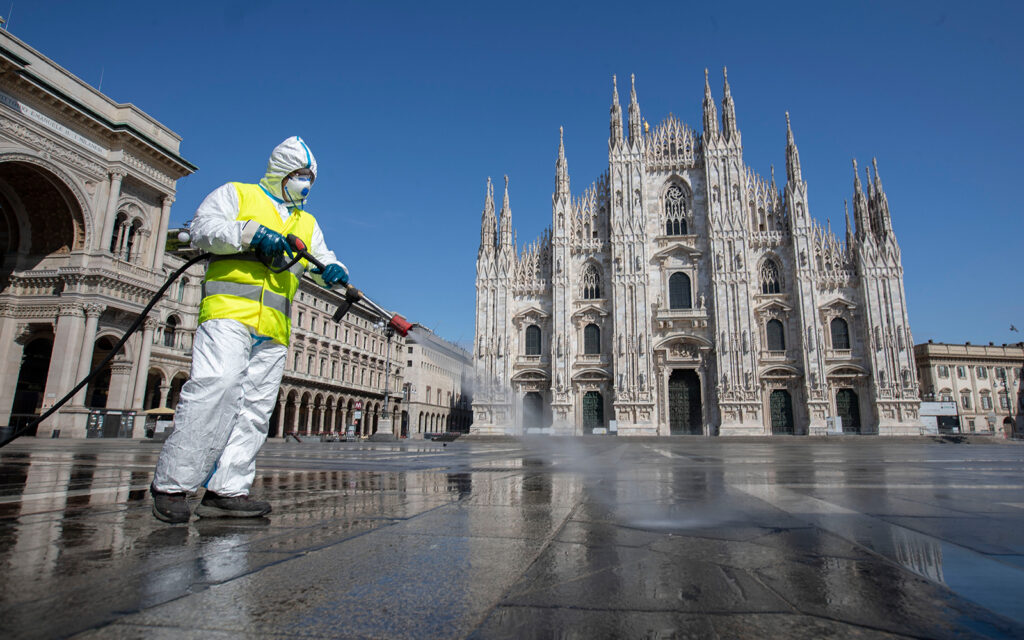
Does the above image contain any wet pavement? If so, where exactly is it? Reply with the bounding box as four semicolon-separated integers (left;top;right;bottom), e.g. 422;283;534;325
0;437;1023;639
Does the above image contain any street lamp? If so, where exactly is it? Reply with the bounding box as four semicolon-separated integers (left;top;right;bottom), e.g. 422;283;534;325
369;323;397;441
997;368;1014;437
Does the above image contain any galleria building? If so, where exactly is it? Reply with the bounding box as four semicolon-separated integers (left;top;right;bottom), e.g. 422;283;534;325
473;72;921;437
0;30;475;441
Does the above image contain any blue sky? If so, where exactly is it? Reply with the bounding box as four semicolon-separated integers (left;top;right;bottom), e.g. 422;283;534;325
10;1;1024;349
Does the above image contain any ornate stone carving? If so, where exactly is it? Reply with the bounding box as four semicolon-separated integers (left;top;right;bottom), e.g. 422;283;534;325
57;303;84;318
123;152;175;188
0;114;105;177
83;303;105;318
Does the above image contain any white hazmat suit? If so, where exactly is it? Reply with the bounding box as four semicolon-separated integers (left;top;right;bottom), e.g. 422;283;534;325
153;137;342;498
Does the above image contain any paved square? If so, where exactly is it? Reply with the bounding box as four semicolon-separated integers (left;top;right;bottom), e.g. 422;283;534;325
0;437;1022;638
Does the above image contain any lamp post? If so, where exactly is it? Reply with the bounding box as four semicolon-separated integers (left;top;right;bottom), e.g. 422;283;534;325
369;324;397;441
998;368;1015;438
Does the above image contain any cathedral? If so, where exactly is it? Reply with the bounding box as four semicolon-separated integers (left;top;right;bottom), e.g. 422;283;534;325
472;71;921;437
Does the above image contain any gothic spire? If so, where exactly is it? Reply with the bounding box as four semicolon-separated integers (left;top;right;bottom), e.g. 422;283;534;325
609;75;623;149
785;112;802;184
852;158;870;239
499;175;512;248
702;68;719;139
844;199;854;249
872;157;893;234
721;67;738;141
479;177;496;254
555;126;570;200
627;73;643;143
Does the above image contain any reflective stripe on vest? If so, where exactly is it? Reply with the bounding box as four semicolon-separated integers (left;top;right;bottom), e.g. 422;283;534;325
197;182;317;345
201;281;292;319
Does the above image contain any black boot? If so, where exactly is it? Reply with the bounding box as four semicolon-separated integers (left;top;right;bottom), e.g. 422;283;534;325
196;490;272;518
151;484;191;524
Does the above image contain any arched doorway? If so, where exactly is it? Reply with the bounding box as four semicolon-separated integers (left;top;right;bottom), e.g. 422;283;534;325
0;160;87;281
668;369;702;435
299;393;311;433
11;337;53;435
143;370;163;410
522;392;543;431
86;336;117;408
582;391;604;434
312;394;323;431
284;390;298;433
269;394;282;438
166;374;187;409
770;389;794;434
836;388;861;434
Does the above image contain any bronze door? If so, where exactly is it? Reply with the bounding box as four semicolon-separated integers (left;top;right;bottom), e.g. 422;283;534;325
836;388;861;433
523;392;543;430
770;389;794;434
582;391;603;433
669;369;702;435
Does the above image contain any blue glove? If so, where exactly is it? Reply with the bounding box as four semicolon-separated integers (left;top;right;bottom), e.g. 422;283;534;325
250;225;294;259
314;263;349;287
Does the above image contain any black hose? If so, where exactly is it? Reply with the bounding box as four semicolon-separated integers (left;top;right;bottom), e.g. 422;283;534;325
0;252;212;449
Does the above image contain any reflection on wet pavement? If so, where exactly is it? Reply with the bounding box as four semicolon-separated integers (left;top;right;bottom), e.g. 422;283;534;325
0;438;1020;638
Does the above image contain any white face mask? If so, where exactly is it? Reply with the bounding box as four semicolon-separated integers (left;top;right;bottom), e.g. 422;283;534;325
283;175;312;205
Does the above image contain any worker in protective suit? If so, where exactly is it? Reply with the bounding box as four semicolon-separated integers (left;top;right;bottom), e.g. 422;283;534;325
150;136;349;523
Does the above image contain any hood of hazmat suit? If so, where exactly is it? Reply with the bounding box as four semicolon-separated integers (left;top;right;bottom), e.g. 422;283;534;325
258;136;318;209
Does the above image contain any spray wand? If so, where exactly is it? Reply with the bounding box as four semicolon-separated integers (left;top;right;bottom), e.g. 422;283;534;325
284;235;414;336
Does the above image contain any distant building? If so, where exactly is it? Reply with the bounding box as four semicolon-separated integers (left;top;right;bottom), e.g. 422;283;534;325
275;280;406;439
915;341;1023;436
474;71;920;436
403;327;472;436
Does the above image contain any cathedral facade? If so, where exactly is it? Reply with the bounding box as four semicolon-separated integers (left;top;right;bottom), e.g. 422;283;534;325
473;71;921;437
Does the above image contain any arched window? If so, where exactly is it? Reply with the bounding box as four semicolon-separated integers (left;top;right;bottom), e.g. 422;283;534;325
669;272;691;309
109;212;127;253
124;219;143;262
582;264;601;299
163;316;179;348
664;183;688;235
760;259;781;294
766;319;785;351
584;324;600;355
830;317;850;350
525;325;541;355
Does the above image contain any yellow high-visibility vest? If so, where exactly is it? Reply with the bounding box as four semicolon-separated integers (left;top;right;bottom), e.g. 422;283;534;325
197;182;316;345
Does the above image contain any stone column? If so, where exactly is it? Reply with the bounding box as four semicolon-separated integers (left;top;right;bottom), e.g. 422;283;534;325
151;195;174;270
131;318;158;409
39;305;86;436
0;308;26;425
158;384;170;408
115;219;130;259
72;304;106;406
273;396;283;437
317;407;325;432
99;171;126;252
107;360;135;410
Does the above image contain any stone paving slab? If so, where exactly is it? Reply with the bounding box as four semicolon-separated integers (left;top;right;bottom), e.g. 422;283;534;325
0;438;1021;638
